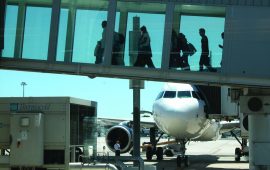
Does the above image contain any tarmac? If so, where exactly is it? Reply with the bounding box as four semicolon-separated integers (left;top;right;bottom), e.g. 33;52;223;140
96;137;249;170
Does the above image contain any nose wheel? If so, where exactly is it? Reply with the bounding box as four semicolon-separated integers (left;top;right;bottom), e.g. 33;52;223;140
176;140;189;167
177;155;189;167
146;146;164;161
230;131;249;162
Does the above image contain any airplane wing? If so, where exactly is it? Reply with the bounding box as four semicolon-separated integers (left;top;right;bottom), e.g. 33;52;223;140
98;118;126;127
98;111;156;129
219;120;240;133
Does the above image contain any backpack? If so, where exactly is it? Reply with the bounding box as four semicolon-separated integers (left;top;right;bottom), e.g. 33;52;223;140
118;33;125;44
187;42;197;56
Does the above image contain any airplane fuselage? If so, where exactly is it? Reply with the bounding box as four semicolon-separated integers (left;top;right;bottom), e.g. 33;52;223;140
152;83;220;141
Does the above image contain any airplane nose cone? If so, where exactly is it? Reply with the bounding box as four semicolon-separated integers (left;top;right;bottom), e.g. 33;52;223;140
153;98;204;139
156;98;198;115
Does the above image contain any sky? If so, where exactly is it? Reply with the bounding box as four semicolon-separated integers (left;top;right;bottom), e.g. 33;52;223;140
1;4;225;120
0;70;163;119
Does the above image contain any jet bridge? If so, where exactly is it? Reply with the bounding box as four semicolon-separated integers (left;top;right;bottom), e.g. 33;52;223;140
0;0;270;87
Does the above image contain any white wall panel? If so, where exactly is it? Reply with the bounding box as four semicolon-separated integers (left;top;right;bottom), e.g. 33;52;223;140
222;6;270;78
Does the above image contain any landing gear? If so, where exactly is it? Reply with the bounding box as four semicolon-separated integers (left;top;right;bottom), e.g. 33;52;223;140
235;147;241;161
145;127;164;161
145;146;164;161
177;155;189;167
156;147;163;160
176;140;189;167
231;131;249;161
164;148;174;157
146;146;153;160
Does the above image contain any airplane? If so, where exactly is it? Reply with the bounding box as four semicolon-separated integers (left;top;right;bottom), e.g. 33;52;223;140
104;83;245;167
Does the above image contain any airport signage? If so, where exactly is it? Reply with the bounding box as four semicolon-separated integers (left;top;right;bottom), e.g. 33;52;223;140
10;103;51;112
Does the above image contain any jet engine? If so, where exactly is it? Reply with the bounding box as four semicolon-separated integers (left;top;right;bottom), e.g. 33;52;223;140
105;123;133;153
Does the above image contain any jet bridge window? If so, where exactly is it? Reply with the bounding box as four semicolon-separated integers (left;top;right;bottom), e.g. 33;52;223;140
177;91;191;98
163;91;176;98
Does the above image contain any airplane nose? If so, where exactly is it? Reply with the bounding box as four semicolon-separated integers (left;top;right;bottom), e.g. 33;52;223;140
161;98;198;114
153;98;202;138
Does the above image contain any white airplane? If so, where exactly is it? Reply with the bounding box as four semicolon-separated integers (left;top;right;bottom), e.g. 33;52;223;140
104;83;241;167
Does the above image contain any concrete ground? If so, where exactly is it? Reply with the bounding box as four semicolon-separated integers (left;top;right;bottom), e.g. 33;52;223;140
96;137;249;170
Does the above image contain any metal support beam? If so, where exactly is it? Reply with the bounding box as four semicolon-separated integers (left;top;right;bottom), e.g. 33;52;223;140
2;58;270;87
0;0;6;57
48;0;61;62
118;12;128;35
103;0;117;66
118;11;128;63
14;1;26;59
172;12;180;33
130;80;144;168
161;2;174;69
64;5;76;63
133;85;140;158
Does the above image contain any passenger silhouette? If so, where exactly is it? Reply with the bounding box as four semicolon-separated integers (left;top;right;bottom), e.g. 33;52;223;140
169;30;181;68
94;40;103;64
97;20;124;65
218;32;224;66
93;20;107;64
134;26;155;68
199;28;216;72
178;33;190;71
112;33;125;66
218;32;224;49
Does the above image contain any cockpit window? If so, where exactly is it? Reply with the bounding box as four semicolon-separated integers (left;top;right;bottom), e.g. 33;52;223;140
155;91;164;100
177;91;191;98
163;91;176;98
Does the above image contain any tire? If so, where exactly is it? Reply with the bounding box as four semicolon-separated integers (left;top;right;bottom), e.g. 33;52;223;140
177;155;182;167
184;155;189;167
156;147;163;160
164;149;174;157
146;146;153;160
235;147;241;161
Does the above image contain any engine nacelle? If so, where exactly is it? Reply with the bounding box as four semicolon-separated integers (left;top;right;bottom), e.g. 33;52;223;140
105;124;133;153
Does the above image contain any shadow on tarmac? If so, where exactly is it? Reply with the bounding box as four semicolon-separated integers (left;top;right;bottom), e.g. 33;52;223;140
152;155;249;170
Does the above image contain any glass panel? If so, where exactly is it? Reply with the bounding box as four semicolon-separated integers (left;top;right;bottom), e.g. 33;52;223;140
68;1;110;64
180;16;225;72
73;9;107;63
22;6;52;60
171;4;225;72
114;1;166;68
2;5;18;58
163;91;176;98
177;91;191;98
56;8;68;62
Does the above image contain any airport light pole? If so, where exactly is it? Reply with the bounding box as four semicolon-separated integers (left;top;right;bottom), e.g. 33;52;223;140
21;82;27;97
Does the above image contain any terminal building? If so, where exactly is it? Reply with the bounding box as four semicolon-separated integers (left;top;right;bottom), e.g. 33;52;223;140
0;97;97;170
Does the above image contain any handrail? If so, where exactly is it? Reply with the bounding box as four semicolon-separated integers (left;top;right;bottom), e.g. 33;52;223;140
69;163;118;170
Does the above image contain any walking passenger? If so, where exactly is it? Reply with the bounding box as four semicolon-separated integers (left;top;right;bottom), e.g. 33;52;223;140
199;28;216;72
134;26;155;68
